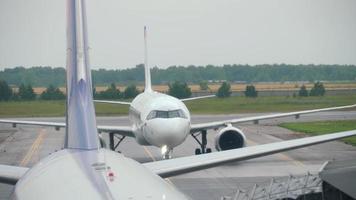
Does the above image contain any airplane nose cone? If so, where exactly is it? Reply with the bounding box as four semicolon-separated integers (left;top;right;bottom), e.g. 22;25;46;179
144;118;190;148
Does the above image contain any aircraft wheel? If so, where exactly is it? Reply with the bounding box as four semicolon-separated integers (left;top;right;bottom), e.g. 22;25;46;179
206;148;212;153
195;148;201;155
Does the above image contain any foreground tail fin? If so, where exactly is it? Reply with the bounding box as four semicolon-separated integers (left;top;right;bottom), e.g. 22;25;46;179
65;0;99;150
144;26;152;92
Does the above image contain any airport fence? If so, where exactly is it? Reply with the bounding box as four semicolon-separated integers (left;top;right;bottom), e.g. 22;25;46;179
221;172;322;200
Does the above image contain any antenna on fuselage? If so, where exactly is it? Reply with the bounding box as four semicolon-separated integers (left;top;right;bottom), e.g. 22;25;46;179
144;26;152;92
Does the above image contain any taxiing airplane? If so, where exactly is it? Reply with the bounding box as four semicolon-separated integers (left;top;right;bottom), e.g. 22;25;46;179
1;0;356;199
93;25;356;158
1;25;356;159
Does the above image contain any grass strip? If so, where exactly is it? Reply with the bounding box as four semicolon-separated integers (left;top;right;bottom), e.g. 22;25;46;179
280;120;356;146
0;95;355;117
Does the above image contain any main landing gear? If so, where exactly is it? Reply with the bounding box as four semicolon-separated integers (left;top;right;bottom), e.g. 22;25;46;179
191;130;212;155
108;132;126;152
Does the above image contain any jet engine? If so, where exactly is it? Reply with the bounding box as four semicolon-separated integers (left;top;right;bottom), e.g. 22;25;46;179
215;126;246;151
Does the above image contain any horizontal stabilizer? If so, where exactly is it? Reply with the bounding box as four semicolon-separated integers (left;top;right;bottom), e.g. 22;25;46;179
94;100;131;105
181;95;216;102
0;119;134;137
0;165;29;185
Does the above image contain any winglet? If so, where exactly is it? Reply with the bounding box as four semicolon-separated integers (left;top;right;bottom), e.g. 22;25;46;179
65;0;99;150
144;26;152;92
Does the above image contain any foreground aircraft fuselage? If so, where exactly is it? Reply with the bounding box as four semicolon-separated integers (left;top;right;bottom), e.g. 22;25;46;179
14;149;189;200
129;90;191;149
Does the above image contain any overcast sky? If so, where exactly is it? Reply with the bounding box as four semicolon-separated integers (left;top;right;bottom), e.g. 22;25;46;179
0;0;355;70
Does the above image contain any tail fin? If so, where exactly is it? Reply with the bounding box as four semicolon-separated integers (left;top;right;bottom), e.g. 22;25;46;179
144;26;152;92
65;0;99;150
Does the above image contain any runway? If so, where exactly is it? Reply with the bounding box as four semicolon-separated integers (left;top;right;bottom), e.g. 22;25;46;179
0;111;356;199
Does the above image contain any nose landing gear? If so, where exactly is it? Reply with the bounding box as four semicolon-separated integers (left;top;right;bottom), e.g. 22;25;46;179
161;145;173;159
191;130;212;155
163;150;173;159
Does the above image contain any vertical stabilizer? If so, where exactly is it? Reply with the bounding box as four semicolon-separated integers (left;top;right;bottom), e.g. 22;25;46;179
65;0;99;150
144;26;152;92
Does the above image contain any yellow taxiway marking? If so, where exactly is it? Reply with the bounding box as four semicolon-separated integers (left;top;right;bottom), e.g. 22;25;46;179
19;129;46;167
164;178;174;185
246;138;305;168
143;146;157;162
143;146;174;185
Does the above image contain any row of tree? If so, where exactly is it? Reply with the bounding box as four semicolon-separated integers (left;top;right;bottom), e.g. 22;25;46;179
0;80;65;101
1;64;356;87
101;81;326;99
0;80;142;101
215;82;326;98
0;81;38;101
298;82;326;97
0;79;328;102
94;83;140;99
168;81;249;98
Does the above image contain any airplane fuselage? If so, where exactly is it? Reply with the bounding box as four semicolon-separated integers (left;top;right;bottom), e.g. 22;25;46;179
14;149;190;199
129;90;191;150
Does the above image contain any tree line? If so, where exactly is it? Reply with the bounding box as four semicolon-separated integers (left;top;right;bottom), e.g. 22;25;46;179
1;64;356;87
0;81;65;101
94;83;140;100
0;80;141;101
0;79;326;102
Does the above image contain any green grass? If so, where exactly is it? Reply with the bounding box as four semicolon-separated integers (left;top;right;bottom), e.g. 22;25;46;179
0;100;129;117
0;101;66;117
0;95;355;117
280;120;356;146
185;95;356;114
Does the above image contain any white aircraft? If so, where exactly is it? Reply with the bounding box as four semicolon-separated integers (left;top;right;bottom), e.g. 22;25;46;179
0;0;356;199
94;25;356;158
1;24;355;159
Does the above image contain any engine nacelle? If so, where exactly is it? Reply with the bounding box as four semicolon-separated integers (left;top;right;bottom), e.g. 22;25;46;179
215;126;246;151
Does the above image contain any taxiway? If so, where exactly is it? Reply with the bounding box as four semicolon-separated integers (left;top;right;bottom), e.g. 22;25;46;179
0;111;355;199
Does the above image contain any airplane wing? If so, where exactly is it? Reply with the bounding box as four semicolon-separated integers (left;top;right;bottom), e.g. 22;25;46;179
94;100;131;105
181;95;216;102
2;129;355;184
0;165;29;185
144;129;356;178
190;104;356;133
0;119;135;137
94;95;215;104
96;125;134;137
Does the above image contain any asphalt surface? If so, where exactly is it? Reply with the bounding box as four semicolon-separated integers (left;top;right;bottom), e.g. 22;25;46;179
0;111;356;199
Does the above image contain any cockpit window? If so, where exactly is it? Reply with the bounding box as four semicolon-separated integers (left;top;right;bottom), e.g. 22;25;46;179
147;109;186;120
168;110;180;118
156;111;169;118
